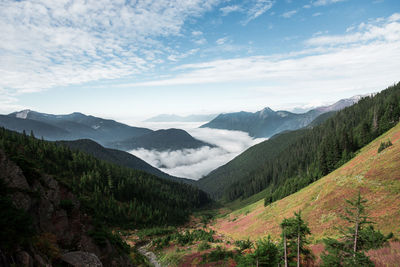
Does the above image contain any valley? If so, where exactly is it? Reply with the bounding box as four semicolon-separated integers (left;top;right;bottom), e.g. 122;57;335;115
1;83;400;266
1;1;400;265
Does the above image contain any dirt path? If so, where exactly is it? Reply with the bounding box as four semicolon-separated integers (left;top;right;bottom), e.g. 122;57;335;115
138;243;162;267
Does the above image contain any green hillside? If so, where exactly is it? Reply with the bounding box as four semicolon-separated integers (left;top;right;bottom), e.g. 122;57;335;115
212;121;400;242
198;83;400;204
0;128;210;228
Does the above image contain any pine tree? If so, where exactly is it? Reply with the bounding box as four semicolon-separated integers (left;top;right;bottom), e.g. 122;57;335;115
321;192;375;267
280;211;311;267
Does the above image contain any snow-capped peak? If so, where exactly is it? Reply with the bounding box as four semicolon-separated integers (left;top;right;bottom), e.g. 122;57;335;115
15;109;31;119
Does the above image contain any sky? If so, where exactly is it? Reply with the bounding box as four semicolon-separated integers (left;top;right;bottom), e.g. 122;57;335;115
1;0;400;123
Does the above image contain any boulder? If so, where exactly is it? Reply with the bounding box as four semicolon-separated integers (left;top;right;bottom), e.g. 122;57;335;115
60;251;103;267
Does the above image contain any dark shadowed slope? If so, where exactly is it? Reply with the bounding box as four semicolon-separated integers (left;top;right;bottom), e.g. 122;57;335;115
58;139;195;185
108;128;214;151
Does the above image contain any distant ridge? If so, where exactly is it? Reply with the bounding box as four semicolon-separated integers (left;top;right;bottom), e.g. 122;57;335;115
107;128;214;151
5;110;152;145
201;95;362;138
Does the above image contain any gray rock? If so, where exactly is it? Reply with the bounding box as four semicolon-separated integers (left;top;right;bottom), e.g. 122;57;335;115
61;251;103;267
16;250;33;267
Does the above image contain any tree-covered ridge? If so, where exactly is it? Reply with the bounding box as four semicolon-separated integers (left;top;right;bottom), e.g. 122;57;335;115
0;128;211;228
202;82;400;203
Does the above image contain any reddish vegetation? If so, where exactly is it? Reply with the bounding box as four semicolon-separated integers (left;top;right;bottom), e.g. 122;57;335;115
212;123;400;246
367;242;400;267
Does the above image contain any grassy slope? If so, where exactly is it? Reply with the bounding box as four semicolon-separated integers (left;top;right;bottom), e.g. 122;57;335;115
212;122;400;242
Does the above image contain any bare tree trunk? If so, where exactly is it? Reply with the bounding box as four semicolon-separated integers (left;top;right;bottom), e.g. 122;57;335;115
297;232;300;267
284;231;288;267
353;206;360;257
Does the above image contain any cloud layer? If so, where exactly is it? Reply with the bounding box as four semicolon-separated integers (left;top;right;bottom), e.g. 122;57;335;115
0;0;219;95
129;127;265;180
130;13;400;97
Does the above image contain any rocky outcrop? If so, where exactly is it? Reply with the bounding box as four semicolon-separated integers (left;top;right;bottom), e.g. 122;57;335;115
60;251;102;266
0;149;133;266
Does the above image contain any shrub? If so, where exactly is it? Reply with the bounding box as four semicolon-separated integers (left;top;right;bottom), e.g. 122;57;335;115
34;233;60;260
235;238;253;251
202;246;234;263
198;241;211;251
378;140;393;153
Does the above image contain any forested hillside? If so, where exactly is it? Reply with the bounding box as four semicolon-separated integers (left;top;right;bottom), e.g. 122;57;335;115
0;128;210;228
199;83;400;203
58;139;195;184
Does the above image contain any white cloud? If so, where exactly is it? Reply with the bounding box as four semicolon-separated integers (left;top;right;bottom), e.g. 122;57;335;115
313;12;322;17
306;15;400;46
192;31;203;36
244;0;275;24
216;37;229;45
282;10;297;18
0;0;220;95
129;128;265;179
127;13;400;100
220;5;242;16
312;0;347;6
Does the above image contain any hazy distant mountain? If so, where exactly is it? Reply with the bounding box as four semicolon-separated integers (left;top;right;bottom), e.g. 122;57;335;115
58;139;195;184
200;96;362;138
5;110;152;144
0;115;69;139
108;128;214;151
144;113;217;122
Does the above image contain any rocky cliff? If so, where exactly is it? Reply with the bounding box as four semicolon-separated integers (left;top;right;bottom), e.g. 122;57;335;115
0;149;133;266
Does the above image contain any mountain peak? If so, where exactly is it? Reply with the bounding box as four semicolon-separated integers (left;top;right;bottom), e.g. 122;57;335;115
13;109;31;119
258;107;275;118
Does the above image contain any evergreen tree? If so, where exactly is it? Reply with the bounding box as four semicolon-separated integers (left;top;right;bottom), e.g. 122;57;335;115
281;211;312;267
321;192;382;267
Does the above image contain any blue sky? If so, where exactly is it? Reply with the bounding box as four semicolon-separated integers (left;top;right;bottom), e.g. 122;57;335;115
1;0;399;123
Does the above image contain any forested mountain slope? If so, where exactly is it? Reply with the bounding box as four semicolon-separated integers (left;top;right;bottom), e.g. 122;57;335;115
58;139;195;184
107;128;213;151
198;83;400;201
0;128;210;228
212;122;400;241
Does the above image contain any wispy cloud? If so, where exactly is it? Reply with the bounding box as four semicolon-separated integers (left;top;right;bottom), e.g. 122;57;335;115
0;0;220;95
128;13;400;98
311;0;347;6
305;13;400;46
244;0;275;24
220;5;242;16
216;37;229;45
282;10;297;18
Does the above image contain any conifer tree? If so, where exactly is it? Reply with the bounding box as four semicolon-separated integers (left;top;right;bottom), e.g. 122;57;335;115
280;211;311;267
321;192;376;267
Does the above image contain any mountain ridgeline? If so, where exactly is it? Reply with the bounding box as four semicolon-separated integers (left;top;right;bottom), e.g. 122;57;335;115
0;128;211;228
200;96;361;138
107;128;213;151
0;111;211;152
58;139;195;184
198;83;400;202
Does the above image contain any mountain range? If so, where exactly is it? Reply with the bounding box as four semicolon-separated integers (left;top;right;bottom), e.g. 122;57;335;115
200;95;363;138
0;110;211;152
107;128;213;151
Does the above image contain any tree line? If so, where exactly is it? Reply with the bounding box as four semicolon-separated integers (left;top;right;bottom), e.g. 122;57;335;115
0;127;211;228
227;192;391;266
219;82;400;204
